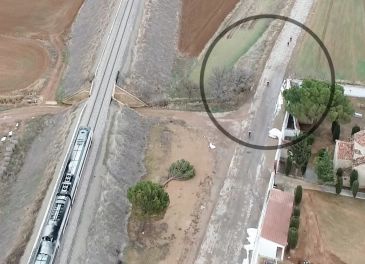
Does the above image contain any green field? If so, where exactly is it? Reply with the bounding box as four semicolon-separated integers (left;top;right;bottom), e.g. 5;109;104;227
289;0;365;83
189;20;269;82
187;0;286;84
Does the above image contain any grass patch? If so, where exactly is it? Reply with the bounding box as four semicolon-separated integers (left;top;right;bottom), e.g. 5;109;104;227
289;0;365;83
189;20;270;84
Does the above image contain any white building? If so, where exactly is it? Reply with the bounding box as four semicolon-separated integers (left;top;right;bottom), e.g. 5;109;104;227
257;189;294;261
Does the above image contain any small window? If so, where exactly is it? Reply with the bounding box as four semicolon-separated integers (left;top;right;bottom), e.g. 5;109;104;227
276;246;283;259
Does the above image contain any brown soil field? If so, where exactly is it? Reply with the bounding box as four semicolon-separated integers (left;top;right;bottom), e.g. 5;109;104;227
0;0;84;99
285;190;365;264
0;0;83;37
0;37;49;94
179;0;239;56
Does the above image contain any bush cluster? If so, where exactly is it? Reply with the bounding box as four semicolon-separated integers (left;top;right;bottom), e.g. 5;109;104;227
168;159;196;180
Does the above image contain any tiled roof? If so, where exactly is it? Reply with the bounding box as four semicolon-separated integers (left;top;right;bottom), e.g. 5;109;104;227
354;130;365;146
261;189;294;246
336;141;353;160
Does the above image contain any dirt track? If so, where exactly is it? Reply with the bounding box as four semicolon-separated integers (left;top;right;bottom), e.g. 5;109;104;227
0;0;83;99
179;0;239;56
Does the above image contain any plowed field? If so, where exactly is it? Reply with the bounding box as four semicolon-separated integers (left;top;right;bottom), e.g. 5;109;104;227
0;37;48;94
0;0;84;98
179;0;239;56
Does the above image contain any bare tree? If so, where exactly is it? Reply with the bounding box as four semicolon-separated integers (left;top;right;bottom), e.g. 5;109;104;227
208;67;252;102
209;67;229;100
181;79;198;99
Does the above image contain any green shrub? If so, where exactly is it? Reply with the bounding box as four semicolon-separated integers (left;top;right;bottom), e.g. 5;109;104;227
331;121;337;134
287;227;298;249
290;216;300;229
168;159;196;180
332;121;340;142
307;134;315;145
352;180;359;198
336;168;343;177
335;176;343;195
350;170;358;187
285;157;292;176
292;205;301;217
301;163;308;175
294;185;303;205
352;125;361;135
315;150;334;183
127;181;169;217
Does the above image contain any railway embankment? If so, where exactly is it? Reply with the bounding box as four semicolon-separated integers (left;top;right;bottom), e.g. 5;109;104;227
0;108;76;263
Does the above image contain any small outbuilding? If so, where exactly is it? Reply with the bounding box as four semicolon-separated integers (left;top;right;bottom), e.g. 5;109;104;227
257;188;294;261
334;130;365;187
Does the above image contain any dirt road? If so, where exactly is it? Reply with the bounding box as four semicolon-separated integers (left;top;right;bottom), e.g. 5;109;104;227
194;1;314;263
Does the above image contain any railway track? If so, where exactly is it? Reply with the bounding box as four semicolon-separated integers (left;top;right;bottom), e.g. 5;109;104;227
86;0;134;129
26;0;140;262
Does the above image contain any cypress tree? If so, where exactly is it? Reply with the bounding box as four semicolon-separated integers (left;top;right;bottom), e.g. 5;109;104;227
294;185;303;205
352;180;359;198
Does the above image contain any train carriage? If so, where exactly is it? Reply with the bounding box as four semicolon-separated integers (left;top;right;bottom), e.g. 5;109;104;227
32;127;92;264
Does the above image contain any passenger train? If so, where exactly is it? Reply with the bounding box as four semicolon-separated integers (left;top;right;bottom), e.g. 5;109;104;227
32;127;92;264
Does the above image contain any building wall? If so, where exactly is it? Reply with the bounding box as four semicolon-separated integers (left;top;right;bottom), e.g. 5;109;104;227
333;141;352;170
257;237;285;261
354;141;365;158
333;156;352;171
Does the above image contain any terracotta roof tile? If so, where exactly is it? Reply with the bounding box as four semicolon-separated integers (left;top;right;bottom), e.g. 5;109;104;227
354;130;365;146
261;189;294;246
336;141;353;160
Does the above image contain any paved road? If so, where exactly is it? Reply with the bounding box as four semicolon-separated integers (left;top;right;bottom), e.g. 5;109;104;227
194;1;314;264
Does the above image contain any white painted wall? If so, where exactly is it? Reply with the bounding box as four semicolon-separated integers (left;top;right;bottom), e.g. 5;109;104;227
257;237;284;261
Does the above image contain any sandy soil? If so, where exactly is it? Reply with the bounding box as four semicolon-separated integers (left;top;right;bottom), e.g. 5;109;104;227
179;0;239;56
123;108;236;264
0;105;64;135
285;190;365;264
0;0;83;99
